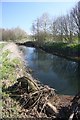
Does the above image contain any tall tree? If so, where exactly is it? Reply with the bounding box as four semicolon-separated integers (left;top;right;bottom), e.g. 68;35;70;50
71;1;80;42
31;22;36;41
31;13;50;43
31;2;79;44
50;18;59;41
0;29;2;41
40;13;50;41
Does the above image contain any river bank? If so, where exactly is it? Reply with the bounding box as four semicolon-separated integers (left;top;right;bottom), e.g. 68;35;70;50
17;41;80;63
0;42;80;119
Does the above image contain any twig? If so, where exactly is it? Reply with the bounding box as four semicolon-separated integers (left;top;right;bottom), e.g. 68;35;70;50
29;91;43;109
39;93;50;114
23;76;40;91
69;113;74;120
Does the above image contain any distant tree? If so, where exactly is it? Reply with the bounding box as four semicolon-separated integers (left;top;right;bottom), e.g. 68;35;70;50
31;22;36;41
54;16;64;42
71;1;80;42
61;15;73;43
0;29;2;41
39;13;50;41
1;27;27;41
66;14;75;43
31;2;79;44
13;27;27;40
31;13;50;43
31;18;41;42
50;18;58;41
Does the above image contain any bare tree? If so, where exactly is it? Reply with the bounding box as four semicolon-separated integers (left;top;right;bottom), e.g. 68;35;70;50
31;22;36;41
62;14;75;43
71;1;80;42
31;18;41;42
0;29;2;41
14;27;27;40
50;18;59;41
31;13;51;43
1;27;27;41
31;2;79;44
40;13;51;41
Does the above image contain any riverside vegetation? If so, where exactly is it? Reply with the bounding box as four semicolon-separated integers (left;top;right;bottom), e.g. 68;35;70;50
18;41;80;62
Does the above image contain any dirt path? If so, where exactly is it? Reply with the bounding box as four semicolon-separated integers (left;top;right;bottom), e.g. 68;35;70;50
2;42;23;60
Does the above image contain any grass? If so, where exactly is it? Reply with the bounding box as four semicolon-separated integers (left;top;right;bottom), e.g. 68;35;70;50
0;50;15;80
0;43;25;93
0;43;5;49
0;49;23;82
44;42;68;50
34;41;80;62
0;42;26;118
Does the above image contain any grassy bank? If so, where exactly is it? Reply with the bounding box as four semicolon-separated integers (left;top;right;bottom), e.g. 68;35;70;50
0;42;26;118
41;42;80;62
20;41;80;62
0;42;40;118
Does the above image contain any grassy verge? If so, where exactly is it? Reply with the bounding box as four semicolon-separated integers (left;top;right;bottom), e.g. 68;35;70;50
0;42;26;118
34;41;80;62
0;48;24;83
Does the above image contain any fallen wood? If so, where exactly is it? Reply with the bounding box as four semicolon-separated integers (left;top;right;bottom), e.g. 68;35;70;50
17;76;39;93
46;102;58;114
6;77;58;118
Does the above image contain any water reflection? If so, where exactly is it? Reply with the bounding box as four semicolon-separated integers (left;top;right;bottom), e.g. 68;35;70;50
20;46;80;95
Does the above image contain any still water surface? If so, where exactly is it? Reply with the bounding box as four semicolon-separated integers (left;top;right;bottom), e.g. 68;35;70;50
20;46;80;95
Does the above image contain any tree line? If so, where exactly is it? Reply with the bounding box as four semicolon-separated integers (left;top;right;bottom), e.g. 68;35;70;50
0;27;27;41
31;2;80;44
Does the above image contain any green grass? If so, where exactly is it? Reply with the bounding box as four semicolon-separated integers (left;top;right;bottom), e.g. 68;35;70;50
38;41;80;61
0;43;5;49
0;48;23;82
68;43;80;50
0;42;27;118
43;41;79;52
0;50;15;80
0;42;8;51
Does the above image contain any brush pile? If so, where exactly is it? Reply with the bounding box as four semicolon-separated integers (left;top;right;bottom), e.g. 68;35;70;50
2;76;80;119
5;76;58;118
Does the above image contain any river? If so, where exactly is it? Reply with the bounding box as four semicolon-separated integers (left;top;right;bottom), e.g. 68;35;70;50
20;46;80;95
